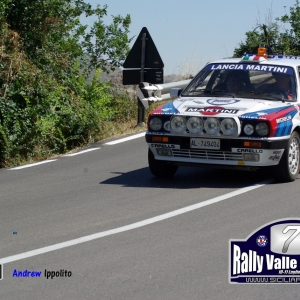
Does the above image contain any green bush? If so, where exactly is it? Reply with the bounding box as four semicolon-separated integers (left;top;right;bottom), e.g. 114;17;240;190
0;63;135;166
0;123;8;165
0;1;135;166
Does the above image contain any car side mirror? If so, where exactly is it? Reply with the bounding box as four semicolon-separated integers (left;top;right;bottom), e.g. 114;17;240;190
170;88;182;98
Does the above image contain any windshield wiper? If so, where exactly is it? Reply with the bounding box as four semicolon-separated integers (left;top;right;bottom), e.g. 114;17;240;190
252;92;287;101
211;89;235;98
235;91;261;97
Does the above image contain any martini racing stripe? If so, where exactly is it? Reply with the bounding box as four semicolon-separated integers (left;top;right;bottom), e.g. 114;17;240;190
240;105;298;137
152;101;179;115
274;110;298;137
240;106;293;120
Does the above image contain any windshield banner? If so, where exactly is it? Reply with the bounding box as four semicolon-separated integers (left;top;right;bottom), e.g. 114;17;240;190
205;64;293;74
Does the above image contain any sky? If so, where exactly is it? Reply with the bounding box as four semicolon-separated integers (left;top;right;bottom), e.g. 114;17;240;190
83;0;297;75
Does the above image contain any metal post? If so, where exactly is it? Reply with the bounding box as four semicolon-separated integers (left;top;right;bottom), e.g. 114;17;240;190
137;33;146;125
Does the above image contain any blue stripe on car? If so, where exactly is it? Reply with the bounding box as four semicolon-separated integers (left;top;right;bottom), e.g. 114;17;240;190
240;107;288;119
161;101;179;114
274;110;297;136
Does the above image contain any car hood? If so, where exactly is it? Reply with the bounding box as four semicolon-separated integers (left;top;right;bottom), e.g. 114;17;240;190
150;97;300;121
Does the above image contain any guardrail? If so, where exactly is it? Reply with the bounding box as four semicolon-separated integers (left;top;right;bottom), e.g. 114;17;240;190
138;79;191;104
137;79;191;125
159;79;191;100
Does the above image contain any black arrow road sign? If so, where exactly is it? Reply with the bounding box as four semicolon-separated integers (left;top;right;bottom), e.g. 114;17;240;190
123;27;164;69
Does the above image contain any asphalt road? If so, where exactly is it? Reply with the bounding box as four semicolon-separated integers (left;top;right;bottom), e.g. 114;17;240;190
0;132;300;299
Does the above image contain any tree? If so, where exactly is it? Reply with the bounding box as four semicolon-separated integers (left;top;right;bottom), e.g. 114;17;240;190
82;11;132;73
233;23;282;57
0;1;134;165
233;1;300;56
278;0;300;55
3;1;132;74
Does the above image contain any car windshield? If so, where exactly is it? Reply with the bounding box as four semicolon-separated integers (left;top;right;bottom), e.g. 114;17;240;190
181;63;297;101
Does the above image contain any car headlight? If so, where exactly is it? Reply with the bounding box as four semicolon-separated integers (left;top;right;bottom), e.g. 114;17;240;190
204;118;220;135
244;124;254;135
164;121;170;131
221;118;237;135
187;117;203;134
171;116;186;133
149;117;162;131
255;122;269;136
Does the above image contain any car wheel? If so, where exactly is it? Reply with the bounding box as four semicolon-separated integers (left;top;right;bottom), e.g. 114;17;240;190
275;131;300;182
148;148;178;178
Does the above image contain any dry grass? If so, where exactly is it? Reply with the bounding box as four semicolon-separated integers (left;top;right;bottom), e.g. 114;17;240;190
97;119;145;141
92;99;169;143
46;99;169;158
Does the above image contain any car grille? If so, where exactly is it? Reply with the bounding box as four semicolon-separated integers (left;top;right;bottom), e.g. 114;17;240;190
172;149;243;161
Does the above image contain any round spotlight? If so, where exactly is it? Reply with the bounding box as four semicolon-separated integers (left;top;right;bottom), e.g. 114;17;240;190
204;118;220;135
171;116;186;133
221;118;237;135
187;117;203;134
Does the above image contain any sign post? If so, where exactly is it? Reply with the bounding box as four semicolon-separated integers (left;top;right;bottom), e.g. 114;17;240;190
123;27;164;125
138;33;146;124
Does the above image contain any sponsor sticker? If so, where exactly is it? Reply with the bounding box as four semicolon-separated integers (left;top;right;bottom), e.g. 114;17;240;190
229;218;300;284
276;115;292;124
240;116;267;120
150;144;175;149
256;112;267;116
207;99;240;105
185;106;238;115
269;155;281;161
232;148;263;154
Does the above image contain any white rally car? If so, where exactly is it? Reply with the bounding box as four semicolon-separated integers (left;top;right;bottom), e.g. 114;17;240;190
146;47;300;182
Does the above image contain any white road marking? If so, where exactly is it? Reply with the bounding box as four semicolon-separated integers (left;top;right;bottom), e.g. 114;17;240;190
0;179;273;264
7;133;143;170
105;132;146;145
8;160;57;170
64;148;100;156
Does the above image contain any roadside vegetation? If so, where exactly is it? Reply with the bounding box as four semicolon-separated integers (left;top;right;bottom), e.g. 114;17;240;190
1;0;300;167
0;0;137;167
234;0;300;56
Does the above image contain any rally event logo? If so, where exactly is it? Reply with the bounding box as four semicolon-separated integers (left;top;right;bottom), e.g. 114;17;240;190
229;218;300;284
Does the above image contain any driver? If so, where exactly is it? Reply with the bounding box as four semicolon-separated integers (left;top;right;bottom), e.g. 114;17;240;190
270;73;293;99
213;71;252;93
225;73;244;93
273;73;292;99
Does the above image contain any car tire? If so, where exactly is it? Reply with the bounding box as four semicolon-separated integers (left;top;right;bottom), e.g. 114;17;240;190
148;148;178;178
274;131;300;182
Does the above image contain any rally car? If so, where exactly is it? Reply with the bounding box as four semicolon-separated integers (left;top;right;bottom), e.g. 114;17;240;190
145;47;300;182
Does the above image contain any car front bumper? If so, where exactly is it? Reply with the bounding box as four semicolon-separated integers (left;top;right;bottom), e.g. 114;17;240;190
146;133;289;168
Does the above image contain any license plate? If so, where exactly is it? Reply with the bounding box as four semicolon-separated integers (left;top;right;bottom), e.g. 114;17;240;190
190;138;220;150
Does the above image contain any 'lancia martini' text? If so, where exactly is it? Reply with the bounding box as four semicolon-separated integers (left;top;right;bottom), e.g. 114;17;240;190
211;64;288;73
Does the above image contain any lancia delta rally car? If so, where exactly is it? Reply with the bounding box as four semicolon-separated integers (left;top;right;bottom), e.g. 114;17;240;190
145;47;300;182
